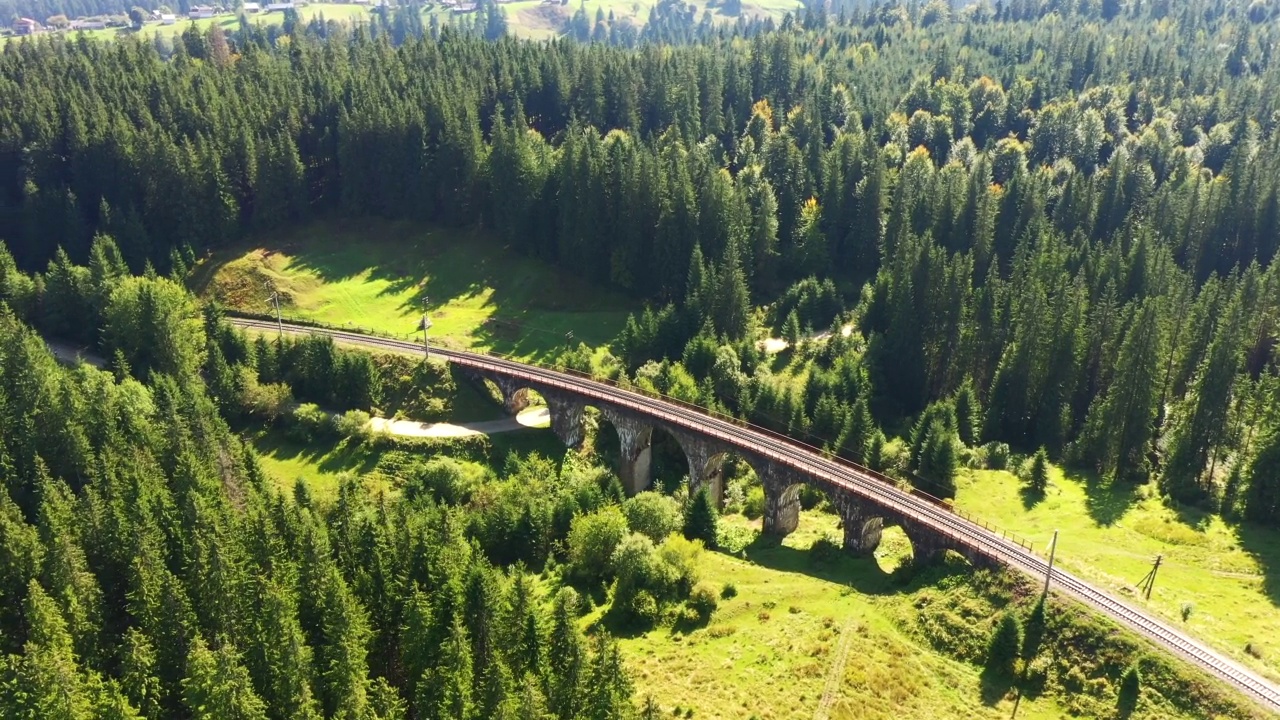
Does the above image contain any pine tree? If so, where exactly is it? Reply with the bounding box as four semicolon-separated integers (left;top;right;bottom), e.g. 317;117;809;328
182;636;270;720
1073;299;1164;483
984;612;1022;678
419;617;474;720
1027;448;1049;492
683;486;719;548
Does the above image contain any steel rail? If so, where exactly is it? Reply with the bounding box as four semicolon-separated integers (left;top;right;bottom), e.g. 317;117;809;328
229;317;1280;714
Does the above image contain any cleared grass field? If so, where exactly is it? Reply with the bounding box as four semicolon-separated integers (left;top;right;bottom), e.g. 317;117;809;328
190;219;633;362
953;466;1280;684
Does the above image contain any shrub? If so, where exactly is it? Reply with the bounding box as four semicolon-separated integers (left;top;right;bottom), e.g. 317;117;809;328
983;442;1011;470
809;534;843;564
622;492;683;543
612;533;660;605
1180;602;1194;622
336;409;372;440
720;582;738;600
683;486;719;549
742;486;765;519
984;612;1023;678
687;582;719;621
629;590;661;628
656;534;703;596
286;402;335;443
567;506;630;585
406;456;486;505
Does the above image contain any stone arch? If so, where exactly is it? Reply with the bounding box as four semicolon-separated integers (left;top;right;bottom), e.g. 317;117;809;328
597;405;656;495
667;428;733;507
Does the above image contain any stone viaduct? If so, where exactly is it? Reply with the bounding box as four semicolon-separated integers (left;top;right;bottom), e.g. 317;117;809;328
470;369;963;564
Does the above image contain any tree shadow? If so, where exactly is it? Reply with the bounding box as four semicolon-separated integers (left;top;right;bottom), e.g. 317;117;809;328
979;668;1018;707
1235;519;1280;609
738;532;970;598
1019;484;1046;510
1081;472;1141;527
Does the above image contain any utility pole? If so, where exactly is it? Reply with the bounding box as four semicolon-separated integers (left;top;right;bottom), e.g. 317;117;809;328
266;284;283;340
420;296;431;358
1042;529;1059;599
1138;555;1162;600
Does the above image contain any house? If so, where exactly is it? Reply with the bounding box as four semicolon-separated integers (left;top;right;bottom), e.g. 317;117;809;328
265;1;295;10
242;2;262;11
189;4;216;17
451;3;476;12
160;13;177;23
12;17;42;35
70;18;108;29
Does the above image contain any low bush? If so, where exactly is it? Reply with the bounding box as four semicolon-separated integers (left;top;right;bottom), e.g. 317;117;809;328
687;581;719;621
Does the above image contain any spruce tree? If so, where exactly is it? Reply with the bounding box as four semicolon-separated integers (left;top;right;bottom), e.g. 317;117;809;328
984;612;1023;678
683;486;719;548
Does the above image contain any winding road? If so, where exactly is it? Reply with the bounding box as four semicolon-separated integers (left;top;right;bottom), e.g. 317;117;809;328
230;317;1280;715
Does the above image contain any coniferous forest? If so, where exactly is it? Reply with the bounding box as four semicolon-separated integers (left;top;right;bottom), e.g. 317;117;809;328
2;0;1280;716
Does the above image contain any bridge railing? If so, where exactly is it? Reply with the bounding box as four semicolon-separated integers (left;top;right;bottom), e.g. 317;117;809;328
224;309;1039;556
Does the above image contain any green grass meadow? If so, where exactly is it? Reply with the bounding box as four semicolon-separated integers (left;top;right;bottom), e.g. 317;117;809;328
954;466;1280;684
190;219;634;362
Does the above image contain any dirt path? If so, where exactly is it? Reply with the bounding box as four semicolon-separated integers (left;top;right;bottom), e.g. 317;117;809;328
368;406;550;438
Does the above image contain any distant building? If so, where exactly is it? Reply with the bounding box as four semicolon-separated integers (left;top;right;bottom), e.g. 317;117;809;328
189;5;216;17
265;1;295;10
160;13;177;23
242;2;262;11
451;2;476;11
12;17;43;35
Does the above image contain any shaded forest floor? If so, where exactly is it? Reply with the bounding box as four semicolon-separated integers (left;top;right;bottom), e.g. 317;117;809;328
189;218;634;362
954;466;1280;684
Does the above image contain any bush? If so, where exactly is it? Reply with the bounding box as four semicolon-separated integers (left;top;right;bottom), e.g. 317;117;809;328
983;442;1011;470
567;506;630;585
720;582;738;600
336;409;372;440
622;492;683;543
612;533;660;604
687;582;719;621
809;534;843;564
406;456;487;505
984;612;1023;678
629;590;661;627
656;534;703;596
286;402;335;443
237;365;294;421
742;486;765;519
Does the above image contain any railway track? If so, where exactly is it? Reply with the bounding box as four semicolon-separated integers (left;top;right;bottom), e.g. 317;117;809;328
230;316;1280;714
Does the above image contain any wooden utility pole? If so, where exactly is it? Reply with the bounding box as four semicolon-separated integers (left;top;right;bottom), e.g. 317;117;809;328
1138;555;1162;600
1042;529;1059;599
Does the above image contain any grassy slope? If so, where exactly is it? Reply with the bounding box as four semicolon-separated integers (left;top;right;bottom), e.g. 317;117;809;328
614;511;1225;720
190;219;633;362
954;466;1280;684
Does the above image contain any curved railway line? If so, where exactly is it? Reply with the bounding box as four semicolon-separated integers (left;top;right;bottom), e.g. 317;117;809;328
230;316;1280;715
